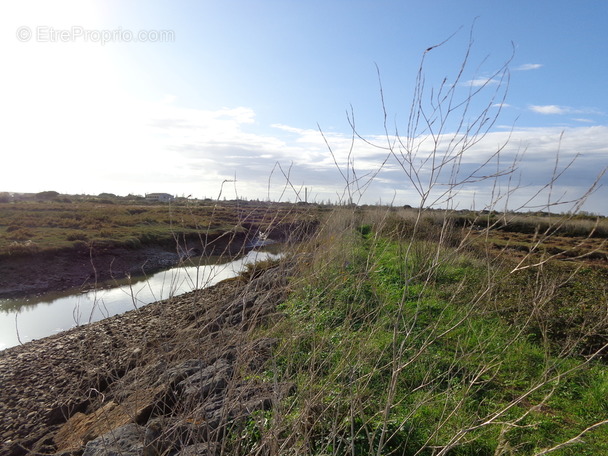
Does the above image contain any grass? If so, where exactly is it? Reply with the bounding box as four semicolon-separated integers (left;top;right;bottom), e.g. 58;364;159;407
236;207;608;455
0;197;318;257
2;196;607;454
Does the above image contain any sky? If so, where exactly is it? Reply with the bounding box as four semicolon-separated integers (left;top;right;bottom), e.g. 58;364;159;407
1;0;607;214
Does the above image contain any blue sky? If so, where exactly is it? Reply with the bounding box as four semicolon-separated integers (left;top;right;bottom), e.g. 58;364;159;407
1;1;607;213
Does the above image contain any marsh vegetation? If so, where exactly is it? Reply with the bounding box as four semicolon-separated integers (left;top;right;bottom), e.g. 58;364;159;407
2;36;607;456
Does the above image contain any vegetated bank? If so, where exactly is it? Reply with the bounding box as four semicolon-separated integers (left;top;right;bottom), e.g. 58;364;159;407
0;195;320;298
1;205;607;455
259;207;608;455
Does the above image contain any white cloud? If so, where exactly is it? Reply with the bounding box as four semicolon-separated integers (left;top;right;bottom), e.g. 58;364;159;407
465;78;499;87
528;105;604;116
271;123;305;134
514;63;543;71
161;94;177;104
1;92;606;211
529;105;569;115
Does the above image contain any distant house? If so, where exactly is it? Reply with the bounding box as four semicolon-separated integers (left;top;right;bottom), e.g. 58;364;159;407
145;193;174;203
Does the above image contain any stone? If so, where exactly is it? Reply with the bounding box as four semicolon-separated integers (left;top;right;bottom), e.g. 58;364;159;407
82;423;148;456
160;359;208;386
175;442;217;456
55;401;128;452
55;383;167;453
177;358;233;403
0;263;293;454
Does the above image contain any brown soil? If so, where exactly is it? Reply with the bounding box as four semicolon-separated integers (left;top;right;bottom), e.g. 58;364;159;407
0;263;293;456
470;230;608;268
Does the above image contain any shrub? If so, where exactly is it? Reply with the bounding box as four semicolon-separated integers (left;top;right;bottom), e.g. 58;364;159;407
66;231;89;241
7;240;39;255
6;228;34;240
35;190;60;201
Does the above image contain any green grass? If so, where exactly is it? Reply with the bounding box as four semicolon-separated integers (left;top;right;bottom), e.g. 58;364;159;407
242;213;608;455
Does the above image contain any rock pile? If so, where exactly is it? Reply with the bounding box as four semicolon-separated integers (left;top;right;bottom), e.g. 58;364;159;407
0;263;293;456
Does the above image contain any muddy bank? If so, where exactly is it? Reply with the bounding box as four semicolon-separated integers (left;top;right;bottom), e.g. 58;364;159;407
0;231;258;300
0;261;293;456
0;245;184;299
0;220;316;300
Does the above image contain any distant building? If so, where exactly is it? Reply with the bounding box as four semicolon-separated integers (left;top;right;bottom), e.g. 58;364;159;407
145;193;174;203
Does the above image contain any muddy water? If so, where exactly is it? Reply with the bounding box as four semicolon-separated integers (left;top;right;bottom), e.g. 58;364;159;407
0;247;282;350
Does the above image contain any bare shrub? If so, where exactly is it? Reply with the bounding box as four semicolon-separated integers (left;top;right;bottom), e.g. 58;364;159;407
246;32;608;456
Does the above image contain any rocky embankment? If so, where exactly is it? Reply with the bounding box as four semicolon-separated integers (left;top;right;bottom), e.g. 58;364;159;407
0;263;293;456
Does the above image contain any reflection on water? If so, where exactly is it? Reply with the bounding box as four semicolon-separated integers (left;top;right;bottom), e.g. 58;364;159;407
0;247;281;351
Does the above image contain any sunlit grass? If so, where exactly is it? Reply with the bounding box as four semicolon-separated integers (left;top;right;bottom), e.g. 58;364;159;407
242;208;608;455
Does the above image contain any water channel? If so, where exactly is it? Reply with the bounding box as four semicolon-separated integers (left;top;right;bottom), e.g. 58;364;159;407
0;245;282;351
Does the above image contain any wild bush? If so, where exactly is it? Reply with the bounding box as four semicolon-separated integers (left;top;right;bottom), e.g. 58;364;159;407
231;33;608;455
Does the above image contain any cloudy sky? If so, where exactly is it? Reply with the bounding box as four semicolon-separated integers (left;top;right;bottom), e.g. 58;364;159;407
1;1;607;214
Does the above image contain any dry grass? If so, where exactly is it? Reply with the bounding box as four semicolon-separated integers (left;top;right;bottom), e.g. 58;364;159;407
0;199;317;256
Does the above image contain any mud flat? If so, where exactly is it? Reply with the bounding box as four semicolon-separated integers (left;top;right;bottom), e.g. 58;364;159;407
0;262;293;456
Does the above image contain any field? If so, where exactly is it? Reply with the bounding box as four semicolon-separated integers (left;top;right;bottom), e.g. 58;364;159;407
3;29;607;454
2;197;608;455
0;194;318;257
244;207;608;455
0;195;321;297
